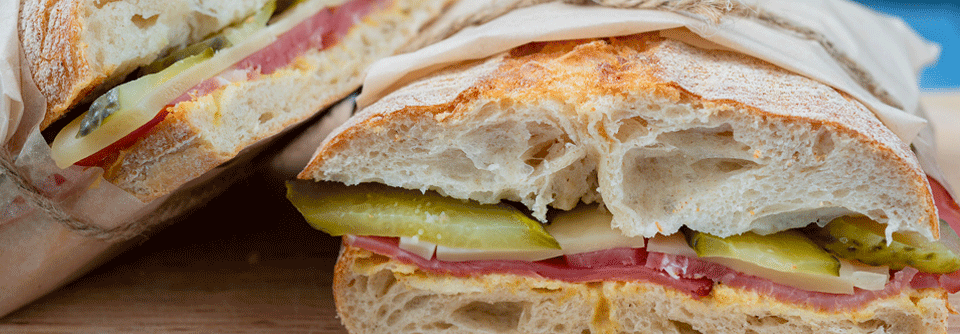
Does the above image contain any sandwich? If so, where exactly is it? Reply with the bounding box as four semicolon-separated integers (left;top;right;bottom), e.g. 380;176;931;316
285;7;960;334
1;0;460;317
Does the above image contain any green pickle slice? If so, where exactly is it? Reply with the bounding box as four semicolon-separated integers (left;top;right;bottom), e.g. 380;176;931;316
806;216;960;274
78;48;215;137
286;181;561;251
684;229;841;276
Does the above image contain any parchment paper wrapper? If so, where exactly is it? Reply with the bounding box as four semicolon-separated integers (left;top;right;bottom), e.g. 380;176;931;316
353;0;953;198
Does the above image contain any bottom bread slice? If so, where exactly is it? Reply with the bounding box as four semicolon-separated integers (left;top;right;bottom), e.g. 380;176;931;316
333;244;951;334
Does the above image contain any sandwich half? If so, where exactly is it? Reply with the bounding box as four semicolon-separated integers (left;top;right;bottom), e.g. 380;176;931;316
18;0;456;201
288;33;960;333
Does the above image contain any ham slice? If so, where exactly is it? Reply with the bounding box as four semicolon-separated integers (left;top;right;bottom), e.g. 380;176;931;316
236;0;384;76
931;177;960;234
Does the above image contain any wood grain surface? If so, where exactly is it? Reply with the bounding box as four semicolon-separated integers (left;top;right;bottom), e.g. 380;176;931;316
0;94;958;333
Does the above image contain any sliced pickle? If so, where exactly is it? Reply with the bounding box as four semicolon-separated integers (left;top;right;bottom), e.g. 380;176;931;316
805;216;960;274
50;49;214;168
76;49;214;138
286;181;561;251
684;229;841;276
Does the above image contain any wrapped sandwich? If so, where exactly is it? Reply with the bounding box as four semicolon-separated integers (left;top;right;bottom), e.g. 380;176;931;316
286;1;960;333
1;0;460;317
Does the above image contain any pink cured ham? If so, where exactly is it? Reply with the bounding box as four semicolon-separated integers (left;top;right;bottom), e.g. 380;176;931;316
236;0;384;75
927;177;960;292
932;177;960;235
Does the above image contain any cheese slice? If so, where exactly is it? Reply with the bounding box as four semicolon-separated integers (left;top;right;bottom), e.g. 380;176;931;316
545;204;645;255
399;236;437;260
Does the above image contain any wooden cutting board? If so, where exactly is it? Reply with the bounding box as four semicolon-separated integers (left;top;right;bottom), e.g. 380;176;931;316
0;94;958;333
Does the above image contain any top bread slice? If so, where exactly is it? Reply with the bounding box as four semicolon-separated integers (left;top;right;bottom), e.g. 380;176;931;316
302;34;938;240
19;0;271;129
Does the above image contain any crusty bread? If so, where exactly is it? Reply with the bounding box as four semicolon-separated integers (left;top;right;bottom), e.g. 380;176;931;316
19;0;271;129
302;35;938;240
92;0;455;202
334;244;950;334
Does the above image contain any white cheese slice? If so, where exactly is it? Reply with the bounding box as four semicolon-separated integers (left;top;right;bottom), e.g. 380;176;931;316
434;246;563;262
838;258;889;291
546;204;645;255
399;236;437;260
646;232;698;258
396;235;562;262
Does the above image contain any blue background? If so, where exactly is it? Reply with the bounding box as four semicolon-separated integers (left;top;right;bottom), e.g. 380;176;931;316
853;0;960;90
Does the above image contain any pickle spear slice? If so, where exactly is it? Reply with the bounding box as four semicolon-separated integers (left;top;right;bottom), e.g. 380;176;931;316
806;216;960;274
50;49;214;168
75;49;215;138
685;229;840;276
286;181;561;251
